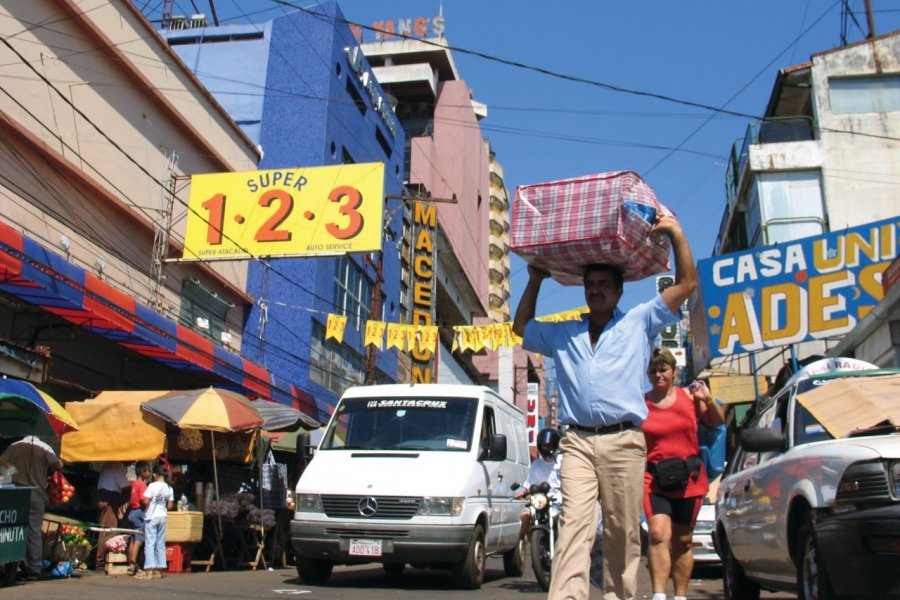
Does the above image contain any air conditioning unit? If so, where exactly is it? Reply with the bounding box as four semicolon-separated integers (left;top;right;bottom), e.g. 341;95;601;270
195;317;210;329
220;331;233;344
656;274;675;294
189;13;208;28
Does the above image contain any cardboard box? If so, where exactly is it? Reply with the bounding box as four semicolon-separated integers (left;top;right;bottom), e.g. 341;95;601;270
511;171;672;285
105;563;130;575
166;511;203;543
106;551;127;564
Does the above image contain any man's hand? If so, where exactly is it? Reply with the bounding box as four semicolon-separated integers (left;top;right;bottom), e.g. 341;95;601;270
527;264;551;281
649;213;683;238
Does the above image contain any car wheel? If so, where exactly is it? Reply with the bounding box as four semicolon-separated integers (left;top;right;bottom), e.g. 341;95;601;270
796;516;835;600
296;557;333;585
452;524;485;589
383;562;405;576
721;534;759;600
503;533;526;577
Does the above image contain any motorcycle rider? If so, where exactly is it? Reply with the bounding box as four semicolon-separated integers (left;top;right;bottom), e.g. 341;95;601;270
516;427;561;500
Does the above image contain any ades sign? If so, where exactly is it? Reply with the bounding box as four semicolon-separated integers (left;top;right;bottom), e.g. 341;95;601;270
698;217;898;357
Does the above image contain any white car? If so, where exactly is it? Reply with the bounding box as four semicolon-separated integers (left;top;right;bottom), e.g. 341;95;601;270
714;358;900;600
691;501;719;564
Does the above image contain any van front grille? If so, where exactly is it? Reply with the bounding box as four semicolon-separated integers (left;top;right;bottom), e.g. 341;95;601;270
323;528;410;538
321;495;421;519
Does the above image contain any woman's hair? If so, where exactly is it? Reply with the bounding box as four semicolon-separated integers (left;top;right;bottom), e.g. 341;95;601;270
152;463;168;478
649;347;677;371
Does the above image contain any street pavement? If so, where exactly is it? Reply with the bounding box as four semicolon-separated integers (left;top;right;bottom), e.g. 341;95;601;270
0;558;796;599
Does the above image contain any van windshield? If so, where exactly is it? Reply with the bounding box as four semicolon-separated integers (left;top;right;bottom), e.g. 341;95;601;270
320;397;478;452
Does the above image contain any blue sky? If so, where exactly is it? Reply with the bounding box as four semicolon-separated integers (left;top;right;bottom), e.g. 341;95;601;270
159;0;900;317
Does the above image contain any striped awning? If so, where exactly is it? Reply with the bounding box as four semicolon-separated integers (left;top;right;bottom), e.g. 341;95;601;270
0;220;322;424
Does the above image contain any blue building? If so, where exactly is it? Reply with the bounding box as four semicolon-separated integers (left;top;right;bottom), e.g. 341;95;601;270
163;2;405;420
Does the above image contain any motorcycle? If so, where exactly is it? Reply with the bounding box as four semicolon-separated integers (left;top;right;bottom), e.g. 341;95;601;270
522;481;561;591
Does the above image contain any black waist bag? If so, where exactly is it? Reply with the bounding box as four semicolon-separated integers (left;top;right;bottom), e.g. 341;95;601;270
649;455;702;492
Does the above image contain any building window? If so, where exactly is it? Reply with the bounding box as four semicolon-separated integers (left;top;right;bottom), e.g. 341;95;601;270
751;171;826;246
332;256;379;331
180;278;233;342
829;75;900;113
309;322;366;395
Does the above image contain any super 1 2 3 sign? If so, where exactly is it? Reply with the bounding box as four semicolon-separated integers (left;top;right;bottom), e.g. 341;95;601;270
182;163;384;260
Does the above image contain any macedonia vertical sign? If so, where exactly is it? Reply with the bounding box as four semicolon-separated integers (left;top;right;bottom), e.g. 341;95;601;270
182;163;384;260
695;217;898;359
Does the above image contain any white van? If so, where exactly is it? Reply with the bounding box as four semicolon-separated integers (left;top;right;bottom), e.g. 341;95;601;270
290;383;531;589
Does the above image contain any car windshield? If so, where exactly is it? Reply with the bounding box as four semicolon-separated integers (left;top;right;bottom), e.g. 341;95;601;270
320;397;478;451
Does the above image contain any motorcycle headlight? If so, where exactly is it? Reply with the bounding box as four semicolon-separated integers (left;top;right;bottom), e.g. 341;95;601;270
417;496;465;516
295;493;324;513
530;493;548;510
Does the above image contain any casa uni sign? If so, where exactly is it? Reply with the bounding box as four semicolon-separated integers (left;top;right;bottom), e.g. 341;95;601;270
698;217;899;357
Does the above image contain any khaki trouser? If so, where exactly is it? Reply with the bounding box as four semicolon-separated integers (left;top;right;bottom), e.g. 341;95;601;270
549;428;646;600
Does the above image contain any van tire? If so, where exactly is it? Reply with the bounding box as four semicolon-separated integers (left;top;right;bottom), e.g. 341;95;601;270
503;534;526;577
452;524;485;589
296;557;333;585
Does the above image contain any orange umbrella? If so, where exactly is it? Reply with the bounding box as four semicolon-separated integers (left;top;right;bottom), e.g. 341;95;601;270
141;387;263;432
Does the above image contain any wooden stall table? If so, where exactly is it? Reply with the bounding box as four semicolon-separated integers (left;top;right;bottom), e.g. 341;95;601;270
235;524;267;570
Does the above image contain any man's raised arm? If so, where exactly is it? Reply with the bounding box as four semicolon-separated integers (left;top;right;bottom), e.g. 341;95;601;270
512;265;550;338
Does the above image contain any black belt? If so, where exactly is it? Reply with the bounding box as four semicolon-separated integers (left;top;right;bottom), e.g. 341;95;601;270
567;421;637;435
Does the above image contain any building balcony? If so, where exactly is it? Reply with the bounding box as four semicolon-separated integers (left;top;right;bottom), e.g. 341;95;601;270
716;115;818;255
489;193;509;213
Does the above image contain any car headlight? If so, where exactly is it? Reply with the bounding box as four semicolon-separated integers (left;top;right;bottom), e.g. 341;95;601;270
416;496;464;516
530;493;548;510
295;493;324;513
836;461;892;503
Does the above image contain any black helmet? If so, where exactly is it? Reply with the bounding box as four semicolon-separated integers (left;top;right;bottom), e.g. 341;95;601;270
536;427;560;459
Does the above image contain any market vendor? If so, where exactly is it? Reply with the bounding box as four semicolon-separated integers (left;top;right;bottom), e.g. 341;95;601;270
95;461;129;570
0;435;63;580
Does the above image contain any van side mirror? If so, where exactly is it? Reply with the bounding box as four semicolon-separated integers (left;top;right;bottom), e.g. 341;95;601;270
481;434;507;461
740;427;786;453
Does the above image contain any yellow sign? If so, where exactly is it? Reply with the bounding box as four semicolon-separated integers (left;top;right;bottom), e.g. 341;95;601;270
183;163;384;259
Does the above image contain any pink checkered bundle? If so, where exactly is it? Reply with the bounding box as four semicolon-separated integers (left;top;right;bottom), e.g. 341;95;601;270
511;171;672;285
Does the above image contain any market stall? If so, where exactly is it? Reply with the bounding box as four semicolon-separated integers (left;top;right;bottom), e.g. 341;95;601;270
141;388;264;572
0;378;81;582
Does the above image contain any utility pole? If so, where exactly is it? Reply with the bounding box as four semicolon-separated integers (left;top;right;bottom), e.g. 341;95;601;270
864;0;876;39
364;193;456;385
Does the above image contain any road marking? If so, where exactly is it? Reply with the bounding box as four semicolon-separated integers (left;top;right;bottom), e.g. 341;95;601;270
273;589;311;595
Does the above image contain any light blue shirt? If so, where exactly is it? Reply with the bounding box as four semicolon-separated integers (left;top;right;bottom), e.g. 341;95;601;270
523;295;679;427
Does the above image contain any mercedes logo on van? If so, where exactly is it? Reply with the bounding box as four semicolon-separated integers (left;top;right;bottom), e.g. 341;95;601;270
358;496;378;517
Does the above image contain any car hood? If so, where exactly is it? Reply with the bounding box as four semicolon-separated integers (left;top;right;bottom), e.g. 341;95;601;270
821;434;900;459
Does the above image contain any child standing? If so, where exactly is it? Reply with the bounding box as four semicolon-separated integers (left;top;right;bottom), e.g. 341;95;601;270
136;464;173;580
126;461;151;576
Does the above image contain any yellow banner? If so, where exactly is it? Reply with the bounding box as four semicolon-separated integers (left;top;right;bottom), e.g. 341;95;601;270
183;163;385;259
364;320;386;348
325;314;347;343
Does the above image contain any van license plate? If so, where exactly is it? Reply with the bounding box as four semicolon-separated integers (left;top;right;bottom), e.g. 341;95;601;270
349;539;382;557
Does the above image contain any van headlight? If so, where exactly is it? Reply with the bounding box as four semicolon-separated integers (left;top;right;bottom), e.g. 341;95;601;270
416;496;464;516
295;493;324;513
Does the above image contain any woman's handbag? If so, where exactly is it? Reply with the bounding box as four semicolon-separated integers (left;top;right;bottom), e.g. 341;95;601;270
649;455;703;492
698;423;728;480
